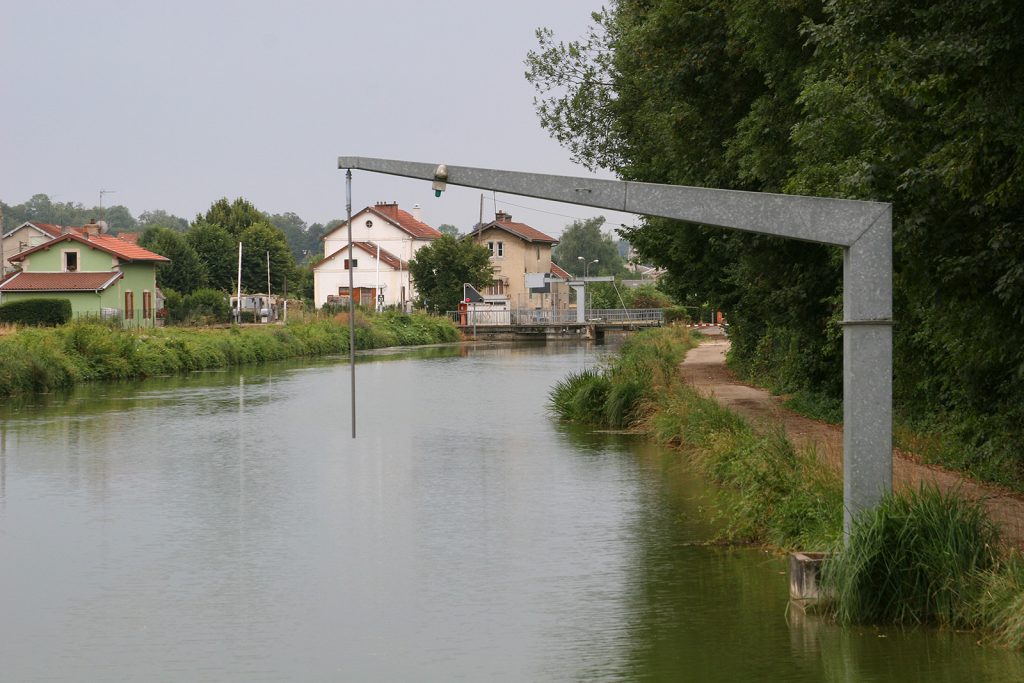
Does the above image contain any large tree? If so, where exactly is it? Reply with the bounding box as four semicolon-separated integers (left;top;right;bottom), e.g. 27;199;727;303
407;235;493;313
238;221;295;295
198;197;265;238
138;209;189;232
551;216;625;276
268;211;315;261
187;221;237;292
139;227;208;294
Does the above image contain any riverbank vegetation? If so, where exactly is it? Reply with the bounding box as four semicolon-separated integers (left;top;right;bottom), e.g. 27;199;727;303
0;311;458;397
528;0;1024;492
549;330;1024;648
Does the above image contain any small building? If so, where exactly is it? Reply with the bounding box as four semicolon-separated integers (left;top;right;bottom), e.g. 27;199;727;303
466;211;570;312
0;221;168;326
313;201;442;309
1;221;85;275
230;293;282;322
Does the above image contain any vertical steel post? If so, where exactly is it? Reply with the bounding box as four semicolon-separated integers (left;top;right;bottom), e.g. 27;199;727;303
346;169;356;438
841;208;893;534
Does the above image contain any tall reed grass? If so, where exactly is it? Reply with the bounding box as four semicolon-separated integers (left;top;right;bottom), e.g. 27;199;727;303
548;326;695;429
0;311;458;397
548;325;842;550
647;388;842;549
548;323;1024;647
823;485;1000;626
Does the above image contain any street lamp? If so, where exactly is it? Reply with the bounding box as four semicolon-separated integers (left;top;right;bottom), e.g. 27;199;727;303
577;257;598;277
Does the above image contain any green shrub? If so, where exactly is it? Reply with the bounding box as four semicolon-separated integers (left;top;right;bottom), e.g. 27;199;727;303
550;369;611;423
0;298;72;326
548;327;695;428
168;288;231;325
663;306;690;324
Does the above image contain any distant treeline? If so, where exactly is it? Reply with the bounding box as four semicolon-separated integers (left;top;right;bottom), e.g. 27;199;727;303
1;193;340;265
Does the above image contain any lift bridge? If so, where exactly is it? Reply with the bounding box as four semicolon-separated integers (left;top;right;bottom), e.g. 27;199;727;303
449;279;667;340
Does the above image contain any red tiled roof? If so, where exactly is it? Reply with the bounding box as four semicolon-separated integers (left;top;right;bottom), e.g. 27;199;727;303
321;204;443;241
83;234;169;261
7;232;169;263
369;203;442;239
473;220;558;244
0;270;123;292
372;201;444;239
550;263;572;279
313;242;404;270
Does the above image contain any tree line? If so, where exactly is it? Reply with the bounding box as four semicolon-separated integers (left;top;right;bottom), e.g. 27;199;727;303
1;194;352;300
527;0;1024;486
1;193;340;268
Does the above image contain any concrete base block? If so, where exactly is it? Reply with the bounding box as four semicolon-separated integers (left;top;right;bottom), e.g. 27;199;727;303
789;551;831;611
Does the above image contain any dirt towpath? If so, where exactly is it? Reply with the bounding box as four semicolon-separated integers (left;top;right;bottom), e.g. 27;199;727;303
680;332;1024;549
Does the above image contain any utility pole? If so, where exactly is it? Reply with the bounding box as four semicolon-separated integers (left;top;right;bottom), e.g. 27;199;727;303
236;242;243;324
0;203;5;281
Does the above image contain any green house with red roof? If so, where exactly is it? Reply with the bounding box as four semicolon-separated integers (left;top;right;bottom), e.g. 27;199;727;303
0;222;169;326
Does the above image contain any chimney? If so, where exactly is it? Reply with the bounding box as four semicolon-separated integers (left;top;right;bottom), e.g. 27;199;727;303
82;219;101;237
495;210;512;222
374;201;399;219
412;203;422;222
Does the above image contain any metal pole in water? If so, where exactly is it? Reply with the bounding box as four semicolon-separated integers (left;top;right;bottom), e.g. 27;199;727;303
346;169;356;438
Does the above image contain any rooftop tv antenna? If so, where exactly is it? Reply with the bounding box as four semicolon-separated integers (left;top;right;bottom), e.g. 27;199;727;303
99;189;116;222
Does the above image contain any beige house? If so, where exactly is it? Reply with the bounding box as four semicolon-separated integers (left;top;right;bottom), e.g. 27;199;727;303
467;211;570;312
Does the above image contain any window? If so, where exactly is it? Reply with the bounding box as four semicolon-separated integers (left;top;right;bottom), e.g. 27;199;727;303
143;291;152;319
497;242;504;258
64;251;78;272
343;258;358;269
124;291;135;320
487;241;494;255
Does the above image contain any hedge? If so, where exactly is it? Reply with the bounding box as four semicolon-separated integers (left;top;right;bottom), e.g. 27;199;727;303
0;298;73;326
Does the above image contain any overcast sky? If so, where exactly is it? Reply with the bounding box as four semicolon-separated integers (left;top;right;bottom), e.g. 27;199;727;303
2;0;636;237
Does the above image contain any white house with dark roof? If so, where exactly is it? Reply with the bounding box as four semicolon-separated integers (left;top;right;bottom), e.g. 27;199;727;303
312;201;442;309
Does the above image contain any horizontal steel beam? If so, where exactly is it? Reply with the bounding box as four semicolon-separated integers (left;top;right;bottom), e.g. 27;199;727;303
338;156;889;247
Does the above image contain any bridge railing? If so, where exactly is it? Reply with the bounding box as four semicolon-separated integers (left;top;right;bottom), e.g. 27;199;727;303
583;308;664;323
447;308;665;326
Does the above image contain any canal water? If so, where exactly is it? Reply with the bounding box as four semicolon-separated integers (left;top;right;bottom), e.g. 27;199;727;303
1;342;1021;681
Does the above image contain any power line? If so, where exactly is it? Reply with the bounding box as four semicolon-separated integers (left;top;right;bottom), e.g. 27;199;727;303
491;196;609;223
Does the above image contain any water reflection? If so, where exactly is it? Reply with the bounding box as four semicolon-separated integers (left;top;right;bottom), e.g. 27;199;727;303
0;343;1021;681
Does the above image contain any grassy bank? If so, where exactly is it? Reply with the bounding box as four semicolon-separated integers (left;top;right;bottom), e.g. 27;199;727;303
549;328;1024;648
0;310;459;397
